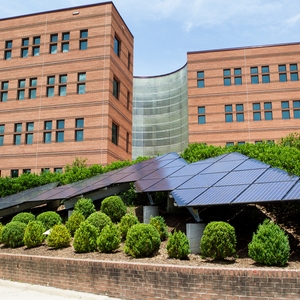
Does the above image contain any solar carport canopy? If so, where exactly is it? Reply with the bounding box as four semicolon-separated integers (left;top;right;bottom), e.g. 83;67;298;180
1;152;300;216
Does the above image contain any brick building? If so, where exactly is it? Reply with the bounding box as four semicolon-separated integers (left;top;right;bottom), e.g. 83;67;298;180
0;2;133;177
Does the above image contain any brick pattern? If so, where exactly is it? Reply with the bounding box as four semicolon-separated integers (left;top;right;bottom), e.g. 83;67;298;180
0;253;299;300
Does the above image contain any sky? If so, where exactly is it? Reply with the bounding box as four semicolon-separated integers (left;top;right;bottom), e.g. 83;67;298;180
1;1;300;76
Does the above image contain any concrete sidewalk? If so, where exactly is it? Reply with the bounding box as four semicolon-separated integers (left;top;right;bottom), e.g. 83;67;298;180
0;279;121;300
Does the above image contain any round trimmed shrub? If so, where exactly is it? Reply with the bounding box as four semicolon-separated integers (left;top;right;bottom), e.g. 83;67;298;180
73;221;99;253
248;219;290;266
100;196;126;223
73;197;96;219
86;212;113;233
12;212;35;224
119;213;139;240
200;221;236;260
2;221;27;248
65;211;85;237
47;224;71;249
36;211;62;230
166;230;190;259
150;216;169;241
97;224;121;253
124;223;161;258
23;221;46;248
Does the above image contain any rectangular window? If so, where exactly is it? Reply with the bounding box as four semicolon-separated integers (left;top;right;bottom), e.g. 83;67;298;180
14;134;21;145
59;75;67;83
57;120;65;129
79;40;88;50
32;46;40;56
76;118;84;128
198;106;206;124
114;35;120;56
0;135;3;146
5;40;12;49
62;32;70;41
234;68;242;85
23;169;31;174
253;112;261;121
50;44;57;54
290;64;298;81
26;122;34;131
43;132;52;143
61;43;69;53
225;114;233;122
265;111;273;120
29;79;37;99
61;33;70;52
126;132;130;153
79;30;88;50
225;105;233;122
0;125;4;134
127;91;130;110
11;170;19;178
4;50;12;60
78;73;86;81
224;77;231;86
279;65;287;82
47;76;55;97
15;123;22;132
113;77;120;99
128;52;131;70
281;101;290;119
293;101;300;118
33;36;40;45
197;71;205;88
225;105;232;112
17;90;25;100
47;76;55;85
54;168;63;173
44;121;52;130
0;81;8;102
75;130;83;142
262;66;270;83
253;103;261;111
50;34;58;43
236;104;243;111
47;87;54;97
21;48;28;58
236;113;244;122
59;85;67;96
25;133;33;145
223;69;231;86
56;131;64;143
112;122;119;145
77;72;86;94
22;38;29;47
0;124;4;146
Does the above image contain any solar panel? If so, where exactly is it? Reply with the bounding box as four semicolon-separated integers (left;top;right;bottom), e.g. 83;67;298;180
171;188;208;206
254;168;299;183
179;172;227;189
218;152;248;162
235;158;270;171
141;166;185;180
284;180;300;200
188;185;249;206
135;179;162;193
201;160;244;173
144;176;192;192
170;163;212;177
233;181;296;204
216;169;267;186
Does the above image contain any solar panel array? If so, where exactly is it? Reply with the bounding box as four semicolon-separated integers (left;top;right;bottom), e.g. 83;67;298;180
1;151;300;215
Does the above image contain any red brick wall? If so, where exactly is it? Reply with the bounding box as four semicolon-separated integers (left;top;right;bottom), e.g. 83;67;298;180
0;253;299;299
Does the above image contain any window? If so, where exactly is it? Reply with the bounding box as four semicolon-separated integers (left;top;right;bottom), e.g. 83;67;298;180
264;104;273;120
11;170;19;178
23;169;31;174
77;72;86;94
234;68;242;85
250;67;259;84
58;75;67;96
0;125;4;133
225;105;233;122
25;133;33;145
113;77;120;99
197;71;205;88
76;118;84;128
290;64;298;81
62;43;69;53
281;101;290;119
223;69;231;86
26;122;34;131
54;168;63;173
225;105;232;112
226;142;234;147
0;124;4;146
59;74;67;83
44;121;52;130
4;50;11;60
41;168;50;173
50;44;57;54
47;76;55;97
75;130;83;142
0;81;8;102
198;106;206;124
21;48;28;58
14;134;21;145
114;35;120;56
29;78;37;99
236;104;244;122
5;40;12;49
33;36;40;45
50;34;58;54
253;103;261;121
0;135;3;146
278;65;287;82
4;40;12;60
62;32;70;41
112;122;119;145
262;66;270;83
293;101;300;119
56;131;64;143
15;123;22;132
32;46;40;56
50;34;58;42
33;36;40;56
61;32;70;53
79;30;88;50
225;114;233;122
43;132;52;143
22;38;29;46
57;120;65;129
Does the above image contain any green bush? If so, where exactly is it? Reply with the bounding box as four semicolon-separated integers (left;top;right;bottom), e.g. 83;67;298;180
166;230;190;259
2;221;27;248
86;212;112;233
73;197;96;219
12;212;35;224
73;221;99;253
100;196;127;223
150;216;169;241
248;219;290;266
47;224;71;249
124;223;161;258
65;211;85;237
23;221;46;248
36;211;62;230
97;224;121;253
200;221;236;260
119;213;139;240
0;223;4;243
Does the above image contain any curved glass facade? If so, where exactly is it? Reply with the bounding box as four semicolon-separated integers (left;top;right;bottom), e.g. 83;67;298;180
132;64;188;158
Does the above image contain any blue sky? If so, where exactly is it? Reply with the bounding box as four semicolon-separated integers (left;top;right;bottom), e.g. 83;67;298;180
1;1;300;76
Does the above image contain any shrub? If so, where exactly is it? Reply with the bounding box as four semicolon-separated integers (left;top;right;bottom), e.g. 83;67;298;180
12;212;35;224
200;221;236;260
2;221;27;248
124;223;161;258
23;221;46;248
73;221;99;253
86;212;112;233
119;213;139;240
36;211;62;230
100;196;127;223
150;215;169;241
65;211;85;237
0;223;4;243
166;230;190;259
73;197;96;219
47;224;71;249
97;224;121;253
248;219;290;266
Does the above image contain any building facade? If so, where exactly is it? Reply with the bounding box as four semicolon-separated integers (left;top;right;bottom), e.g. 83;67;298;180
0;2;133;177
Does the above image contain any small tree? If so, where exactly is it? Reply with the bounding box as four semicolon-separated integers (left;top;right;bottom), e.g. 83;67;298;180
73;197;96;219
248;219;290;266
12;212;35;224
167;230;190;259
100;196;127;223
47;224;71;249
65;211;85;237
119;213;139;240
200;221;236;260
2;221;27;248
36;211;62;230
23;221;46;248
86;212;112;233
150;216;169;241
97;224;121;253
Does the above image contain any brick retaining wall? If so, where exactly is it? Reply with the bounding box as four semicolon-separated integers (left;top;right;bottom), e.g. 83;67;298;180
0;253;299;299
